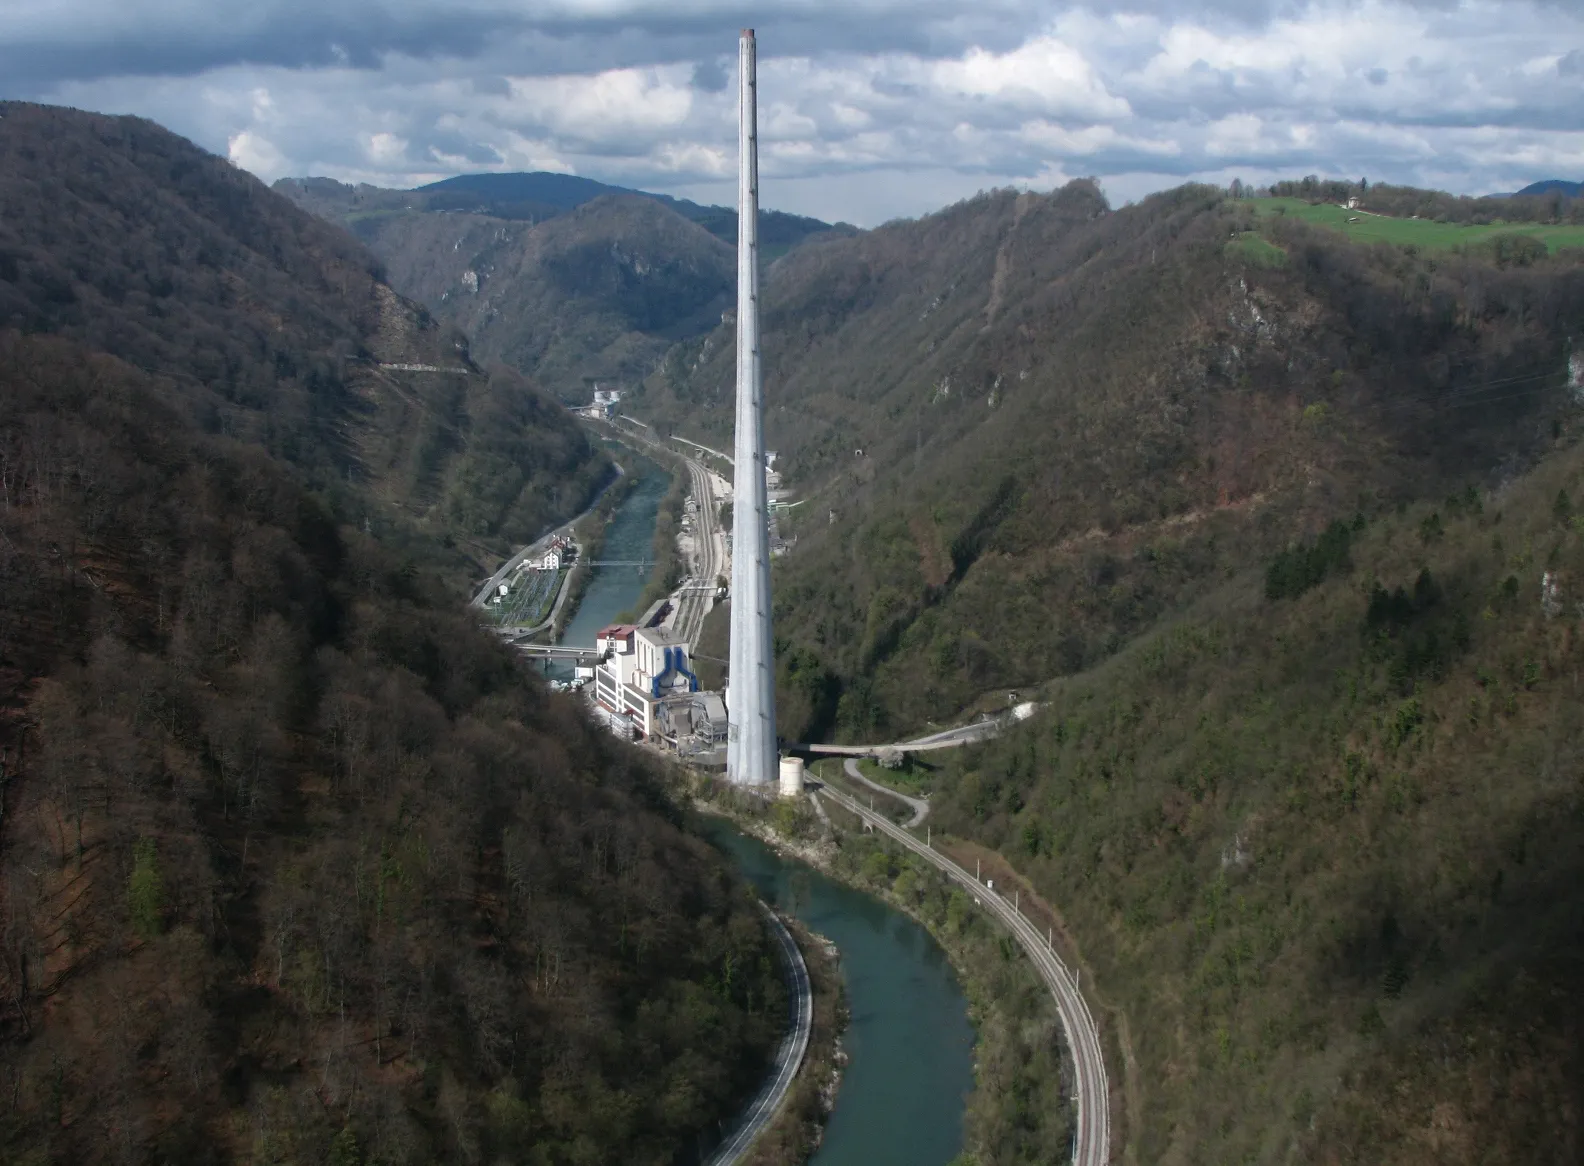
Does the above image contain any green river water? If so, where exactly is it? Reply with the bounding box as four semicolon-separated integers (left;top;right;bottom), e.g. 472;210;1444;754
557;456;975;1165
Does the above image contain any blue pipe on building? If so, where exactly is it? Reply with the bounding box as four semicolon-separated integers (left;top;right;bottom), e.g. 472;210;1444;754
651;645;701;697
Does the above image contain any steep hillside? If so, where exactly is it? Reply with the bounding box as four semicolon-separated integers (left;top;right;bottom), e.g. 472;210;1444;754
640;182;1584;741
277;174;850;400
0;105;783;1165
341;195;738;400
931;425;1584;1164
662;178;1584;1161
0;101;610;573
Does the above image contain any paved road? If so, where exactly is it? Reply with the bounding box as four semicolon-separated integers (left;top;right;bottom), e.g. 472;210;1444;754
803;703;1040;759
816;784;1111;1166
843;757;929;826
706;903;813;1166
801;719;1001;758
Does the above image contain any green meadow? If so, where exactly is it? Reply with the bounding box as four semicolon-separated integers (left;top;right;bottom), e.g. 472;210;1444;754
1254;196;1584;252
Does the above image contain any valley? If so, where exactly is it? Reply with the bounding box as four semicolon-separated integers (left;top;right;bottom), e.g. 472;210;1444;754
4;85;1584;1166
381;165;1584;1162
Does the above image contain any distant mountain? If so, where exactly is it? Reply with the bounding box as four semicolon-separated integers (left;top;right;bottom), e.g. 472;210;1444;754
277;170;849;259
415;170;846;254
368;193;738;399
1514;178;1582;198
277;172;854;399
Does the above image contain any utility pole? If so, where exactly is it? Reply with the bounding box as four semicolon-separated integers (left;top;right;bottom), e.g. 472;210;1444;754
726;27;777;788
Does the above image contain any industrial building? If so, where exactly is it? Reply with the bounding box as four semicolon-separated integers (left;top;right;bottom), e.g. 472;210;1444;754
591;624;699;738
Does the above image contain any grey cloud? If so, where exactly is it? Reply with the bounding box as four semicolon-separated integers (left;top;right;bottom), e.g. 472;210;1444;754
2;0;1439;93
417;127;503;165
691;58;729;92
3;1;1048;90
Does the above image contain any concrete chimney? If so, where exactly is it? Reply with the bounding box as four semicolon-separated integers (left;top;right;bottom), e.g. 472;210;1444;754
726;28;778;786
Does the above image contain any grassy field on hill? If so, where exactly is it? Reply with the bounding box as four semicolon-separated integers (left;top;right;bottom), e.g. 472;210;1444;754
1256;196;1584;252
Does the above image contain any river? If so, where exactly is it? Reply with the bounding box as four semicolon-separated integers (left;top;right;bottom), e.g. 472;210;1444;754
708;824;974;1165
543;455;670;680
561;452;976;1165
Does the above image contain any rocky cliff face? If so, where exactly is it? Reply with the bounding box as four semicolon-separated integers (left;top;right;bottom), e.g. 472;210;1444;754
343;194;737;398
276;172;848;402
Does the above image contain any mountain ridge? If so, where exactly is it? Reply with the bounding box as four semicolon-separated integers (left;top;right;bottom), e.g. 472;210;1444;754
1514;178;1582;197
275;172;850;399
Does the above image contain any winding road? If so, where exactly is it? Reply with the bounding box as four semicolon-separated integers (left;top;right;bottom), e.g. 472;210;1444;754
843;757;929;826
705;902;813;1166
816;783;1110;1166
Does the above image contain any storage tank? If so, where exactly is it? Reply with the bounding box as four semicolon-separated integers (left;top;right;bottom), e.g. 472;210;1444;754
778;756;805;799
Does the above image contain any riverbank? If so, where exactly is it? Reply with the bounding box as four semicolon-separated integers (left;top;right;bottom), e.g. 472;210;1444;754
590;423;693;624
692;800;845;1166
741;914;848;1166
687;771;1075;1166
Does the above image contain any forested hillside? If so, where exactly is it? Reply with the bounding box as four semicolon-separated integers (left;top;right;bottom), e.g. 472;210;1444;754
327;194;738;401
277;173;845;401
0;101;610;573
641;182;1584;743
932;418;1584;1164
655;178;1584;1161
0;103;783;1164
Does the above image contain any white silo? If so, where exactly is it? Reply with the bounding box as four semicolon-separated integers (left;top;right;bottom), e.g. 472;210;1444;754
778;756;805;799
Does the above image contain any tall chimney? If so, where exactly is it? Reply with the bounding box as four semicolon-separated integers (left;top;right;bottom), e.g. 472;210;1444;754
727;28;777;786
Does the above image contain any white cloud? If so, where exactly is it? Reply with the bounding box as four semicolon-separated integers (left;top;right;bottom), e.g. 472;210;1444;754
227;128;286;176
931;37;1132;120
507;67;694;140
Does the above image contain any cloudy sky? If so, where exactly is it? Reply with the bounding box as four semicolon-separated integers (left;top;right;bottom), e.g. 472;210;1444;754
5;0;1582;225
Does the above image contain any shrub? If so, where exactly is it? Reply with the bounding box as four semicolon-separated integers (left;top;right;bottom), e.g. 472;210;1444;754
127;839;164;940
1266;520;1353;600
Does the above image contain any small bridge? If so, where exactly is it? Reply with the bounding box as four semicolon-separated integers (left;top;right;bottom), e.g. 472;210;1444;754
513;644;605;663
